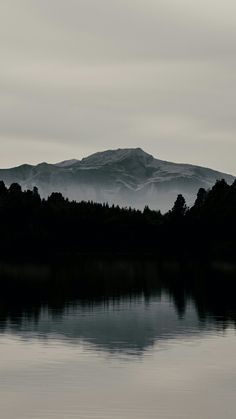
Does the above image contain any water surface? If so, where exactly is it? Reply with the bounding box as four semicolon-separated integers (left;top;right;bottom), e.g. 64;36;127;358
0;259;236;418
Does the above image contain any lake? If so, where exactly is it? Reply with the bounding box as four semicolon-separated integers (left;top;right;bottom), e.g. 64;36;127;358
0;258;236;418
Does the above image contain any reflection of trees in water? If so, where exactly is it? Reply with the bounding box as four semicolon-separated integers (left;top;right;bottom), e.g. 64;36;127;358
0;257;236;334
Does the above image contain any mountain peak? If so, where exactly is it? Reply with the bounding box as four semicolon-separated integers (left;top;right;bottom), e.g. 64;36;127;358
81;148;153;167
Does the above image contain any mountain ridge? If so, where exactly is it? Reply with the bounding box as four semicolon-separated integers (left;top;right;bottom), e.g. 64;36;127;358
0;148;234;211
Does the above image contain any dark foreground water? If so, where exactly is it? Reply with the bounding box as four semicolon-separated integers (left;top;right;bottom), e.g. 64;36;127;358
0;258;236;419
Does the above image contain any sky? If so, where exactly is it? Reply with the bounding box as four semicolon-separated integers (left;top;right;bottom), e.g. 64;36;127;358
0;0;235;174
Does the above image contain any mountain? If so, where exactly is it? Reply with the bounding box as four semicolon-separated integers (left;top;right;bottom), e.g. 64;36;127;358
0;148;234;211
55;159;79;168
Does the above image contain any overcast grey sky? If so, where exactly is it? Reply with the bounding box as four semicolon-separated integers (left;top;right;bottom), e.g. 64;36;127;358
0;0;235;174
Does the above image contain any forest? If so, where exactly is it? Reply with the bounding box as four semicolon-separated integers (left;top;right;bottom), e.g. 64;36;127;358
0;179;236;261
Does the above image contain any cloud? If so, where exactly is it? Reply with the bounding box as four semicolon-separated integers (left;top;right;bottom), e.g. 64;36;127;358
0;0;235;173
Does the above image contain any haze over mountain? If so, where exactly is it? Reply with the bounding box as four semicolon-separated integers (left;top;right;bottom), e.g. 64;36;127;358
0;148;234;211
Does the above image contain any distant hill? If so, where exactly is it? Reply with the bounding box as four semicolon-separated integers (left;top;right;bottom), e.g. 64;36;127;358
0;148;234;211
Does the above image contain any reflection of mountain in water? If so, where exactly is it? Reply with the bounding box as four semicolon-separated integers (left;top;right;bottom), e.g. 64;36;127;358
0;257;236;354
0;296;205;354
0;295;234;355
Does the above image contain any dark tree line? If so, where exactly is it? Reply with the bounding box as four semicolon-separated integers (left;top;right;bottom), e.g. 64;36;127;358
0;179;236;260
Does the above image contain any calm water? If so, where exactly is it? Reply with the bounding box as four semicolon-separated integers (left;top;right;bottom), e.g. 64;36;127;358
0;259;236;418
